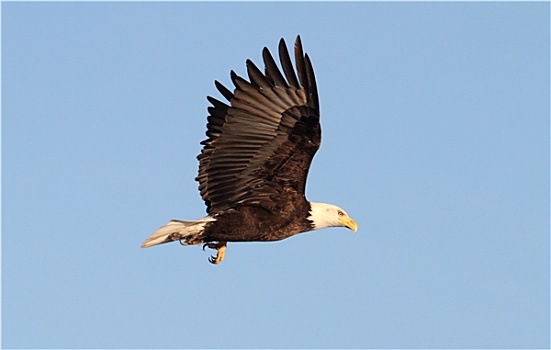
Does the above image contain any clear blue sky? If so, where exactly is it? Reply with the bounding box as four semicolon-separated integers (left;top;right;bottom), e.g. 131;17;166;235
3;2;549;349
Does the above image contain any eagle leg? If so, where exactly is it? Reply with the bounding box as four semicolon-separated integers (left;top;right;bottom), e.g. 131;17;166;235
203;241;227;264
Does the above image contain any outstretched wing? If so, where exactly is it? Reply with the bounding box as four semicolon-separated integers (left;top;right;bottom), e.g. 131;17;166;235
196;36;320;214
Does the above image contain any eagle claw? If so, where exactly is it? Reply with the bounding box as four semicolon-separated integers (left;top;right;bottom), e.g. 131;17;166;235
203;241;227;264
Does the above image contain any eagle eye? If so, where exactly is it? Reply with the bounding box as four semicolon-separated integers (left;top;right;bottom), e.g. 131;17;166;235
338;210;345;217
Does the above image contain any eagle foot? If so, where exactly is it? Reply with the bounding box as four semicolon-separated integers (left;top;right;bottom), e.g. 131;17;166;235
202;241;227;264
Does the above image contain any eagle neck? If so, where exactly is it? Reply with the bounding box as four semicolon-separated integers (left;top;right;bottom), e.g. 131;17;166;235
307;201;338;231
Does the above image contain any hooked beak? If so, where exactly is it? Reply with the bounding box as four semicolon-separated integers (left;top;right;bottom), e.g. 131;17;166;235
341;217;358;233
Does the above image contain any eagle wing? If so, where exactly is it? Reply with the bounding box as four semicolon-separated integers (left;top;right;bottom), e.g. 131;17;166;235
196;36;321;214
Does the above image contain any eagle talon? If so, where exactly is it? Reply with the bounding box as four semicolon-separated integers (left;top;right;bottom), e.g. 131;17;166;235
204;241;227;264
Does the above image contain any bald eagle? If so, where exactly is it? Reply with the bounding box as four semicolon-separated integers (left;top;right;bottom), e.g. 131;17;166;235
141;36;358;264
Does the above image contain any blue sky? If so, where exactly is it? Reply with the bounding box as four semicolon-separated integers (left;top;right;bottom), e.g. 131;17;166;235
3;2;549;349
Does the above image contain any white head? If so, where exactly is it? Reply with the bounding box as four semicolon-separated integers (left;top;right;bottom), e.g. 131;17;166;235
308;202;358;232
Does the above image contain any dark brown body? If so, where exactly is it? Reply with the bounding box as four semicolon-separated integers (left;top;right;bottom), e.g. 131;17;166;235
203;199;313;243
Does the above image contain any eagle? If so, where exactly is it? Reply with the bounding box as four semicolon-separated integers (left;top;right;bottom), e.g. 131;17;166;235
141;36;358;264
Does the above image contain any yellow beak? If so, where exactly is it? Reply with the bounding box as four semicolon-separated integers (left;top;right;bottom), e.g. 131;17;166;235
341;217;358;233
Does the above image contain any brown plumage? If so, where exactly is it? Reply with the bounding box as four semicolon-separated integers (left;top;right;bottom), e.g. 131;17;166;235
141;36;357;264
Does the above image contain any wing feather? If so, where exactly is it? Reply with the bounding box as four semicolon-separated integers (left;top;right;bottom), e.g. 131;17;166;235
304;54;319;111
214;80;234;101
278;38;300;88
246;59;271;90
263;47;288;88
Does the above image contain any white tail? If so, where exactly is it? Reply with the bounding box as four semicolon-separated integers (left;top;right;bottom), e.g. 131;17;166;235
141;217;215;248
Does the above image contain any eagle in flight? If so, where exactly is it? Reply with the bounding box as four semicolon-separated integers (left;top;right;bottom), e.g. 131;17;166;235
141;36;358;264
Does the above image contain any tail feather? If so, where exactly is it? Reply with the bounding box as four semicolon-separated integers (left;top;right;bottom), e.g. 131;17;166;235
141;217;215;248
